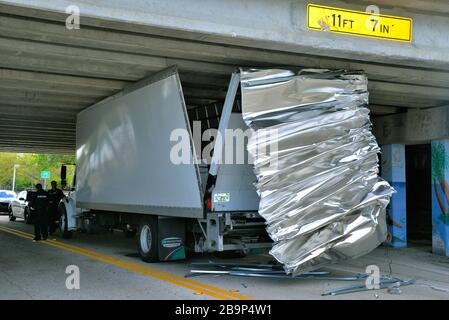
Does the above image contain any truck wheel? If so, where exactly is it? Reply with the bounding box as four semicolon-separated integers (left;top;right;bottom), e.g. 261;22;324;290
24;208;32;225
8;209;16;222
59;205;73;239
138;217;159;262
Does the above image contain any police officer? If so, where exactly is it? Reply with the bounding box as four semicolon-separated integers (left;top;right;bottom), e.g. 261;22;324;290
30;183;49;241
48;180;65;235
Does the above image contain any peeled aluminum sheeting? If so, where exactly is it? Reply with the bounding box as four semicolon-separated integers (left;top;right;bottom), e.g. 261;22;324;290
240;68;395;275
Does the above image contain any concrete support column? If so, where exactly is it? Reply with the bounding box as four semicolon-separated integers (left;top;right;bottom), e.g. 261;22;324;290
381;144;407;247
431;140;449;256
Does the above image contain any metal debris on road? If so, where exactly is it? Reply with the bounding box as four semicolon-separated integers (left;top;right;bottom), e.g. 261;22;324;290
322;278;415;296
187;261;368;281
388;285;402;295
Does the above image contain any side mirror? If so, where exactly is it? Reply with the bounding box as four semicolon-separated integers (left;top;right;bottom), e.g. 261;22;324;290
61;165;67;188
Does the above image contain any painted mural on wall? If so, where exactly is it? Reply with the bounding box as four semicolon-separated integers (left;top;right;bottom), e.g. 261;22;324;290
431;141;449;256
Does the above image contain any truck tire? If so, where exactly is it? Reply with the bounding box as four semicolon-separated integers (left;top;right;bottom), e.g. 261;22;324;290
59;205;73;239
24;208;32;225
138;217;159;262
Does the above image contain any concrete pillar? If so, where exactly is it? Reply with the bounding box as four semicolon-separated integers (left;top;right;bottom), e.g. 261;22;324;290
381;144;407;247
431;140;449;256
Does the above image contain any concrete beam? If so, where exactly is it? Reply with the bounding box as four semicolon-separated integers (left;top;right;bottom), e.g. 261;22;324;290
0;140;75;150
0;68;128;90
0;145;75;154
0;81;116;98
0;141;75;150
2;14;449;89
0;105;78;118
0;129;74;138
369;82;449;102
0;88;99;104
373;106;449;144
0;120;75;131
0;97;87;109
1;0;449;70
370;96;444;108
0;37;234;80
0;68;229;106
0;129;75;138
358;0;449;16
0;134;75;143
369;105;405;115
0;142;75;152
1;35;443;109
1;113;75;123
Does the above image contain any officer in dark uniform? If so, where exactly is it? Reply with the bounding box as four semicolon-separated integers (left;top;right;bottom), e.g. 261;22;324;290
48;180;65;235
30;183;49;241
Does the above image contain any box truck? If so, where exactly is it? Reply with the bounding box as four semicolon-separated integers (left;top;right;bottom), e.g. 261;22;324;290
58;66;272;262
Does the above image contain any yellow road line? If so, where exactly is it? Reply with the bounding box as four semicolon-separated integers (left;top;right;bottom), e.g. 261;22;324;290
0;226;238;300
0;226;34;239
0;225;253;300
0;225;250;300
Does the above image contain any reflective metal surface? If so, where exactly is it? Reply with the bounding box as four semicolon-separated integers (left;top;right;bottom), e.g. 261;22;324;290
240;68;395;275
188;262;367;281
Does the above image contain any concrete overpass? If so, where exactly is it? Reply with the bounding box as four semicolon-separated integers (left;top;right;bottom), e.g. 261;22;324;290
1;0;449;153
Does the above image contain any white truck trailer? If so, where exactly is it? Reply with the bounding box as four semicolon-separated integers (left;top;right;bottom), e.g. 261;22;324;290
58;66;271;262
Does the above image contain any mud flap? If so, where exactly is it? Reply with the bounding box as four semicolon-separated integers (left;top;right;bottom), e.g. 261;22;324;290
157;217;186;261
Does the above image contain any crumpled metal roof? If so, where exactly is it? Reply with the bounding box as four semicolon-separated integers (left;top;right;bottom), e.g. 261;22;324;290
240;68;395;275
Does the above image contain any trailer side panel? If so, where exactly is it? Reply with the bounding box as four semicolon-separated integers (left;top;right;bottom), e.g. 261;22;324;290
76;67;203;218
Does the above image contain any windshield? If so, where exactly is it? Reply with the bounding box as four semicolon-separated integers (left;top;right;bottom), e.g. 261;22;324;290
0;191;16;198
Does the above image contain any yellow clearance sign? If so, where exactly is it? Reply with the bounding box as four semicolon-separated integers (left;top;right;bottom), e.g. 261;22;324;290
307;4;412;42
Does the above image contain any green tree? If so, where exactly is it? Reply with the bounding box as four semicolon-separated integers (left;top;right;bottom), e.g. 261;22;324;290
0;152;75;191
